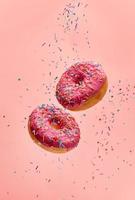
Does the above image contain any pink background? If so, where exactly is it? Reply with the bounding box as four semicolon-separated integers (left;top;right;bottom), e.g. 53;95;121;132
0;0;135;199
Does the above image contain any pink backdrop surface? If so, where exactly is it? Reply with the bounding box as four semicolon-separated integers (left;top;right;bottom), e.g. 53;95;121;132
0;0;135;199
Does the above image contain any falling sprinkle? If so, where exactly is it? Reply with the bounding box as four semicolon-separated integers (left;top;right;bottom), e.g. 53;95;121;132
41;42;46;47
35;165;39;170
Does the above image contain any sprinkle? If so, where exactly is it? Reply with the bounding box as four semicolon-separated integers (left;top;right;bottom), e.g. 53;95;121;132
26;88;29;91
58;47;62;52
38;104;46;109
54;76;58;80
92;176;95;180
41;59;45;62
58;139;65;148
35;165;39;170
84;3;88;8
48;179;51;183
54;33;58;43
41;42;46;47
74;23;78;30
108;126;111;131
78;2;80;7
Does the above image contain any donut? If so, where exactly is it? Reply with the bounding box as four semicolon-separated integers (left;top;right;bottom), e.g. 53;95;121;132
28;104;80;153
56;61;108;111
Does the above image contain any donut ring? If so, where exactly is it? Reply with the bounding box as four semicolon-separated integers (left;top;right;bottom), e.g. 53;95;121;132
28;104;80;153
56;61;108;111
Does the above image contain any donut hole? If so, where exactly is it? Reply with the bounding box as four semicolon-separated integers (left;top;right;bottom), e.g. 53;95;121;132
49;117;62;130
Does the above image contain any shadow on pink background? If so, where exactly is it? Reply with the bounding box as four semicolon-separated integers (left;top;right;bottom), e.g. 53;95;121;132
0;0;135;199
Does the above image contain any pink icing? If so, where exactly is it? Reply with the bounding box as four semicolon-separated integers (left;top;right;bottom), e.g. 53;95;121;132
56;61;107;109
29;104;80;150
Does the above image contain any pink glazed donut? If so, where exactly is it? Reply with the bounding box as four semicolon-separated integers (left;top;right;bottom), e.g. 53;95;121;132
56;61;108;111
28;104;80;153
